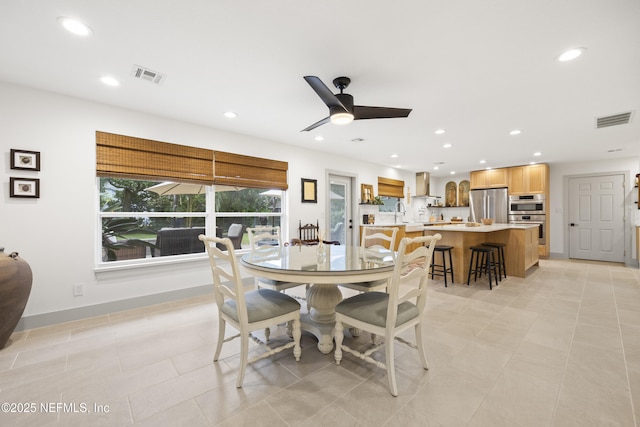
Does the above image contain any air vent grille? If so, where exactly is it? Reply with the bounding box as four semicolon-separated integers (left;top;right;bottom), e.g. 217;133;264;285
596;112;632;128
130;65;166;85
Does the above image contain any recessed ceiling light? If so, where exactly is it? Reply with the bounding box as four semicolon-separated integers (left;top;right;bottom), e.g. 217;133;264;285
509;129;522;135
557;47;585;62
224;111;237;119
435;129;446;135
433;166;439;170
100;76;119;86
479;160;486;164
486;167;492;170
314;135;324;141
443;143;452;148
533;152;542;156
529;161;537;165
57;17;93;36
390;154;398;158
450;171;455;175
395;165;402;168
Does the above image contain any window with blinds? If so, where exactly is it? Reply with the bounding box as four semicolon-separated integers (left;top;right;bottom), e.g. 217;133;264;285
95;131;289;265
377;177;404;198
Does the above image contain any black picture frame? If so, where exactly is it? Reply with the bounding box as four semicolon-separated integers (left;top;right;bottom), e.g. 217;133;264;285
10;149;41;171
301;178;317;203
10;177;40;198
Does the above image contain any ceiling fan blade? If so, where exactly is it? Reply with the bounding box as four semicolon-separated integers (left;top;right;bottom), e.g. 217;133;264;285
301;116;331;132
353;106;412;120
303;76;349;112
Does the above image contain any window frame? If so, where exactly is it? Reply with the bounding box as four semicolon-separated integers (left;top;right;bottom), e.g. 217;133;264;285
95;180;287;271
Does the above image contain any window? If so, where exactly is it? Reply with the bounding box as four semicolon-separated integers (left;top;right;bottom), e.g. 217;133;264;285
98;178;285;264
96;131;288;266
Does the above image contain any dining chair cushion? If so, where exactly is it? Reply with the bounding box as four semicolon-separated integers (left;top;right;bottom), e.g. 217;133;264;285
335;291;419;328
348;279;387;289
221;289;300;323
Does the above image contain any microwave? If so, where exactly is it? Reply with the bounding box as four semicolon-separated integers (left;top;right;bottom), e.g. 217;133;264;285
509;194;545;214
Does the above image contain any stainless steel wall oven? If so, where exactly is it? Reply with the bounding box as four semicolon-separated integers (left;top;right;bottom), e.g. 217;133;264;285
509;194;545;215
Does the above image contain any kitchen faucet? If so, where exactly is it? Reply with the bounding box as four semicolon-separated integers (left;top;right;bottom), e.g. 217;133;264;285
395;201;406;223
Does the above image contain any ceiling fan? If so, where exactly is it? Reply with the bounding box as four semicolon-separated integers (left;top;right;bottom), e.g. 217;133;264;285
301;76;412;132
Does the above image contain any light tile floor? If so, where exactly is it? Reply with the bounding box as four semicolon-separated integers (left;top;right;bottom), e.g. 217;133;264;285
1;259;639;426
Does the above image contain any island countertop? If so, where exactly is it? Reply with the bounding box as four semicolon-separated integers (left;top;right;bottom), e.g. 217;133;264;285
421;223;539;232
420;224;540;284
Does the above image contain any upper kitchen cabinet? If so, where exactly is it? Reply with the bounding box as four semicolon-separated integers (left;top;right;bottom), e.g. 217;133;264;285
470;168;508;189
508;164;548;195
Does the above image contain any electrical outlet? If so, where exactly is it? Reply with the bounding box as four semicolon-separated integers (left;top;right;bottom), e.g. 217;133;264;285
73;283;84;297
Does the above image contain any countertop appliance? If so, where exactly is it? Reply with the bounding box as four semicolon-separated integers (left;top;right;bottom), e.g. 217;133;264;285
509;194;545;214
469;187;508;223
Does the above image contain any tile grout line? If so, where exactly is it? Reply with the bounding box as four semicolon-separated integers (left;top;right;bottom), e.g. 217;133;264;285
547;263;589;426
610;267;639;427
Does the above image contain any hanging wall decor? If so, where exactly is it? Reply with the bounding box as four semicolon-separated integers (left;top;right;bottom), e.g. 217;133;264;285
10;149;40;171
9;177;40;198
301;178;317;203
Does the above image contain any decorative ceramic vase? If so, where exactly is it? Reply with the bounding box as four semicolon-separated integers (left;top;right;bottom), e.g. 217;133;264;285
0;247;33;349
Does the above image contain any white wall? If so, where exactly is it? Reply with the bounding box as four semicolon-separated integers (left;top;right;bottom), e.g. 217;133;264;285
0;82;413;320
549;157;640;261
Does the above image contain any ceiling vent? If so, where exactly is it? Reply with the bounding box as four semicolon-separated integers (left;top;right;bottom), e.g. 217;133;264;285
130;65;166;85
596;112;632;129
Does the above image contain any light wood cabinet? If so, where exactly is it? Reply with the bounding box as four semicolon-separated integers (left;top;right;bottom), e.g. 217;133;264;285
470;168;508;189
508;164;548;195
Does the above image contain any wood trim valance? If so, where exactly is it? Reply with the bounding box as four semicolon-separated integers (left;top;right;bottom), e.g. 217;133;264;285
377;176;404;198
214;151;288;190
96;131;214;184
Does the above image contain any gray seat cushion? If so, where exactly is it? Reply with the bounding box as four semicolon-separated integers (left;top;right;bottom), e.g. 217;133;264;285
344;279;387;289
335;292;418;328
221;289;300;323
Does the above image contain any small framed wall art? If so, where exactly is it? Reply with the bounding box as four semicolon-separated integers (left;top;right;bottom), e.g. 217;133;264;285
10;177;40;198
10;149;41;171
301;178;317;203
361;183;374;204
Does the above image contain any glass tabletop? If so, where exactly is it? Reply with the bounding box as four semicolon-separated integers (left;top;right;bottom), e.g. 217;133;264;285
240;244;395;274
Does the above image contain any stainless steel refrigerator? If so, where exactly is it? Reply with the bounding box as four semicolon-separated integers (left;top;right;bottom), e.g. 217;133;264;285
469;187;508;223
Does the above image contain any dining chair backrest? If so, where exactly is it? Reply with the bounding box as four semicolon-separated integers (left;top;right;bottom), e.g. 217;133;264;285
386;233;441;328
361;226;398;251
247;226;283;249
298;220;320;245
199;235;249;323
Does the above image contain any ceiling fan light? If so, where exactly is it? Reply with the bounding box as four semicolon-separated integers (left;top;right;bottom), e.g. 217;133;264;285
330;112;354;125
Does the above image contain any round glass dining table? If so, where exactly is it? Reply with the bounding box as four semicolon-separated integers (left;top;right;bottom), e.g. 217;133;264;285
241;244;395;353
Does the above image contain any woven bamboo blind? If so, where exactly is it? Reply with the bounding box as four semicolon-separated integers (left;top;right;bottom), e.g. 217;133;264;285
96;131;214;184
214;151;288;190
377;176;404;198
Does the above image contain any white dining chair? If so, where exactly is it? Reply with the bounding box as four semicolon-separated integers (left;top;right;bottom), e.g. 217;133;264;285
247;226;306;293
333;233;441;396
199;234;302;388
339;226;398;293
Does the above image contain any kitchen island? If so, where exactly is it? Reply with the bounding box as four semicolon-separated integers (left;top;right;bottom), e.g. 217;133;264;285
420;223;539;285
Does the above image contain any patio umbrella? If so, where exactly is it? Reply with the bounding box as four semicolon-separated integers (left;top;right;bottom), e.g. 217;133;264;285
259;189;282;197
145;182;244;195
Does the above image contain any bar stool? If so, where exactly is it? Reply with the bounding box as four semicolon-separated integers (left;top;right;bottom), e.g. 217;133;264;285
467;246;499;290
430;245;454;287
481;242;506;280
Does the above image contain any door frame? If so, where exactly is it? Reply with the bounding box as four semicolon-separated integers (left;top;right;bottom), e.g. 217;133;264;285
563;170;631;265
325;169;357;247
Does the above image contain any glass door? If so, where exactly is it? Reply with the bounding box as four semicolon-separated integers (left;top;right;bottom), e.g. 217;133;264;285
328;174;352;246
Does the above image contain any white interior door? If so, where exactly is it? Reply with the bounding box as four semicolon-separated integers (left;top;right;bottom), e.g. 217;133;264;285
569;174;625;262
327;174;352;246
